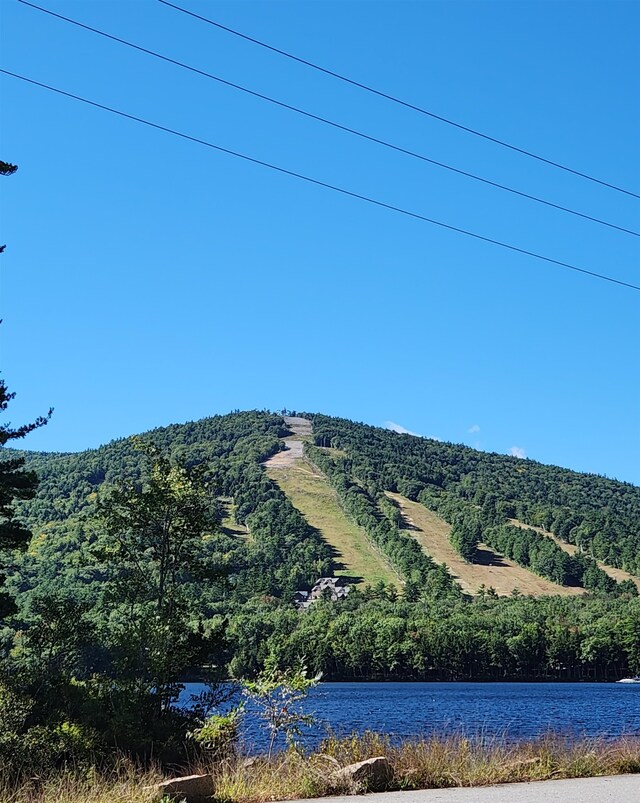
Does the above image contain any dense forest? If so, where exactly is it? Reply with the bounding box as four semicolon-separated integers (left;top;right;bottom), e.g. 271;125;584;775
14;412;333;598
1;408;639;767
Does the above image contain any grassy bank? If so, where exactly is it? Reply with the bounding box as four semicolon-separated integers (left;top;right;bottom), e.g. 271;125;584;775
3;732;640;802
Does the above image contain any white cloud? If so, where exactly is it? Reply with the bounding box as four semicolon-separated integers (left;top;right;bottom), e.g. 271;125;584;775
509;446;527;459
468;424;480;434
384;420;421;437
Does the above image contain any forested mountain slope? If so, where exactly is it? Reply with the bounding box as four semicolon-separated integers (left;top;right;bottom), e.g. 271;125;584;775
309;414;640;583
12;410;640;597
4;409;640;682
13;412;335;598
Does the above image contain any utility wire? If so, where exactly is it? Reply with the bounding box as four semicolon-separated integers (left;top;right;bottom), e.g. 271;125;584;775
2;68;638;293
158;0;640;202
17;1;640;239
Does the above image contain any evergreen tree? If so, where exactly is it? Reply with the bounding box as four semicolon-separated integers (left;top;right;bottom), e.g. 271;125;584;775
1;160;52;614
0;160;18;255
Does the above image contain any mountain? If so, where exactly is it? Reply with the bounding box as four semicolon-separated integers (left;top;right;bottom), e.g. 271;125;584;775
7;409;640;681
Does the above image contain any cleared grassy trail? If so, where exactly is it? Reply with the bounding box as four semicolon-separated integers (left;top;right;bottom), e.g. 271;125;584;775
265;418;399;587
387;493;584;597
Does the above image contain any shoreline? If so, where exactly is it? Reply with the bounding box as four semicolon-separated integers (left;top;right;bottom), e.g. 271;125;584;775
5;732;640;802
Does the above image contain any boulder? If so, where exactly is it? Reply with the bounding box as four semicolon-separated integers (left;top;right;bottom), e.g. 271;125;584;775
144;773;214;801
332;755;393;792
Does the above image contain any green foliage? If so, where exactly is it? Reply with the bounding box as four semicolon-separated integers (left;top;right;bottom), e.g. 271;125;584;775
244;591;640;682
0;345;51;613
89;446;229;751
1;447;236;768
483;523;619;592
189;707;243;758
450;518;481;563
96;443;221;614
14;412;332;600
241;666;320;757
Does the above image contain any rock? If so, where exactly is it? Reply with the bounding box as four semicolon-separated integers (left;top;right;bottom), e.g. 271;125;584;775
144;773;214;801
332;755;393;792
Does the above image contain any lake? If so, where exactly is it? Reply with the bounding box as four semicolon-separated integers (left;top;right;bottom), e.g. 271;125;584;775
180;681;640;753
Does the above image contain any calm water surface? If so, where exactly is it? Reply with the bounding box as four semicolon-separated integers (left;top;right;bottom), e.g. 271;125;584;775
180;682;640;752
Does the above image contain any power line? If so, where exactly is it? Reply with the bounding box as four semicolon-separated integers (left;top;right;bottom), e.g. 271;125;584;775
17;1;640;239
158;0;640;202
1;68;638;293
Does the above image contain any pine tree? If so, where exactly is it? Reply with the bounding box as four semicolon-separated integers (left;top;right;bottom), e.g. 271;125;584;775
0;160;52;615
0;161;18;255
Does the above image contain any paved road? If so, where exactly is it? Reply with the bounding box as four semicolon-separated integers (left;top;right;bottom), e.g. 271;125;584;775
282;774;640;803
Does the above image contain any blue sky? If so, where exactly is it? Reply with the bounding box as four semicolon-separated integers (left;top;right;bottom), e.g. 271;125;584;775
1;0;638;483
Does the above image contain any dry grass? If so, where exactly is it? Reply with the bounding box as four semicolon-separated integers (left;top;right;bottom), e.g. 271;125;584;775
212;733;640;800
209;752;352;802
3;734;639;802
315;731;640;790
388;493;584;597
0;760;163;803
